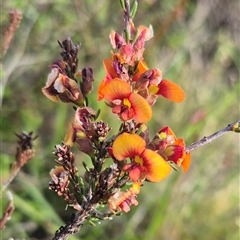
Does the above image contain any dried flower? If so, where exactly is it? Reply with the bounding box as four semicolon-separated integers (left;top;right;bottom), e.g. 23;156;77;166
42;68;83;104
108;182;141;213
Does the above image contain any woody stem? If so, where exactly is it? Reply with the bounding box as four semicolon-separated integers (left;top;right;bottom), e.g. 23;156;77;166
186;120;240;152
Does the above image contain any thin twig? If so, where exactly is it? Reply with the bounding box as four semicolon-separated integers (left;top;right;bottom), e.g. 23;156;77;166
0;191;15;231
186;120;240;152
1;9;22;59
1;132;36;193
2;149;35;193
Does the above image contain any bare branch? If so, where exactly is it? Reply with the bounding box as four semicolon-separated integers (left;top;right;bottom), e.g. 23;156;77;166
1;132;37;193
186;120;240;152
0;191;15;231
1;9;22;59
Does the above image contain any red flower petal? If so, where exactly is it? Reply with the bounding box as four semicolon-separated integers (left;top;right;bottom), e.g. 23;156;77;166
141;149;172;182
112;133;146;160
158;126;177;141
164;145;184;163
157;79;185;102
129;167;141;182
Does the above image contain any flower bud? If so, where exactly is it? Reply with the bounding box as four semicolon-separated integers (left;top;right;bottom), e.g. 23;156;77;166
81;67;94;96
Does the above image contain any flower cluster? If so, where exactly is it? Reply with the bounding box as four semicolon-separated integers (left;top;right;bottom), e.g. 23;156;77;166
98;25;185;123
42;0;191;225
96;8;189;212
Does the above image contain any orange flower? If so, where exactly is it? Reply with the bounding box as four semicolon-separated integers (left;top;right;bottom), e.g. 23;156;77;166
108;182;141;213
132;62;185;104
153;127;191;173
112;133;172;182
98;56;129;100
99;79;152;123
109;25;153;66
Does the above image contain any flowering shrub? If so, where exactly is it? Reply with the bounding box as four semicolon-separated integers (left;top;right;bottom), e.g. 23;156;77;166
1;1;239;239
43;0;189;218
40;1;240;239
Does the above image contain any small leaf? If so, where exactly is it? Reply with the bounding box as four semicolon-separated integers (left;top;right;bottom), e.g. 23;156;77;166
130;1;138;19
120;0;125;10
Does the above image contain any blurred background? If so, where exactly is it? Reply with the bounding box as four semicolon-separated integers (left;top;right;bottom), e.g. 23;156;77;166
1;0;239;239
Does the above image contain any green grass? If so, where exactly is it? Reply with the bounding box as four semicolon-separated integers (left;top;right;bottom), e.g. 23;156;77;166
1;0;239;239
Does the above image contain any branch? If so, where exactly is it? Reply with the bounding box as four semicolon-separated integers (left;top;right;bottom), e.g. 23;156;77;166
0;191;15;231
52;120;239;239
186;120;240;152
1;132;37;194
1;9;22;59
52;203;97;240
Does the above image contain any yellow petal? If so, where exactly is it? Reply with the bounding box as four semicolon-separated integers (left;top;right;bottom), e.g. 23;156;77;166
112;133;146;160
142;149;172;182
131;182;141;194
129;93;152;123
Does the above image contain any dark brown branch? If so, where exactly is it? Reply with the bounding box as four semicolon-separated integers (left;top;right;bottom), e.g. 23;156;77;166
52;203;97;240
186;120;240;152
